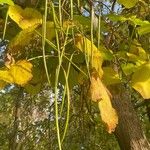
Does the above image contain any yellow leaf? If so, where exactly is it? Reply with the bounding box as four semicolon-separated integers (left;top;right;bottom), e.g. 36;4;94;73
75;34;101;56
128;40;148;63
0;69;14;83
8;4;42;29
131;63;150;99
0;60;33;86
38;21;74;42
98;98;118;133
75;34;103;77
90;69;118;133
93;54;103;78
0;80;8;89
9;60;33;85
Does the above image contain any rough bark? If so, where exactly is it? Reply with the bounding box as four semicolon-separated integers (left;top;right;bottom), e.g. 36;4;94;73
110;84;150;150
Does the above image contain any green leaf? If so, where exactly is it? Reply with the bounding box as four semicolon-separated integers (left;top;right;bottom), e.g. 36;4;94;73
8;28;35;55
117;0;138;8
137;24;150;35
59;65;79;88
121;63;138;75
129;16;149;26
38;21;56;41
25;83;42;95
0;0;14;5
73;15;91;29
107;14;127;22
108;15;149;26
100;46;113;61
24;67;45;95
131;63;150;99
8;4;42;29
102;67;121;85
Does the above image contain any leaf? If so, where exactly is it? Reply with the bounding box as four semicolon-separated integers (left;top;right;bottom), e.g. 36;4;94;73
75;34;103;77
25;83;42;95
38;21;74;42
57;64;79;88
137;24;150;35
10;60;33;85
102;67;121;85
107;14;127;22
131;63;150;99
100;46;113;61
98;98;118;133
24;67;45;95
89;69;118;133
8;4;42;29
75;34;101;56
127;40;148;65
37;21;56;41
121;63;138;75
0;80;8;89
129;16;149;26
0;69;14;83
108;14;149;26
8;28;35;55
73;15;91;30
117;0;138;8
0;60;33;86
0;0;14;5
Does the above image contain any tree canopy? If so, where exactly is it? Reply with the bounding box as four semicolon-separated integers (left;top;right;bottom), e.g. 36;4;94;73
0;0;150;149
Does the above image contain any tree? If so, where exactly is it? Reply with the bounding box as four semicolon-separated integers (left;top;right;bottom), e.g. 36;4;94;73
0;0;150;149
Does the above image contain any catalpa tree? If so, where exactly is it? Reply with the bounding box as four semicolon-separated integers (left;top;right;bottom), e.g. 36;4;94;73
0;0;150;149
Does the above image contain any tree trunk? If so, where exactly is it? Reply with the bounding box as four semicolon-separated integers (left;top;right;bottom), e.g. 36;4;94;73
110;84;150;150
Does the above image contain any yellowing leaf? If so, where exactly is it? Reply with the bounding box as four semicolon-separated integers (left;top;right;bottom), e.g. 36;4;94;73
0;80;8;89
129;40;147;60
0;69;14;83
89;69;118;133
75;34;101;56
8;4;42;29
131;63;150;99
10;60;33;85
0;0;14;5
93;54;103;77
75;34;103;77
117;0;138;8
98;98;118;133
0;60;33;86
89;69;105;102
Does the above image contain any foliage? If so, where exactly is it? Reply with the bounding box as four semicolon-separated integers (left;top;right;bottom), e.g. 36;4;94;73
0;0;150;149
